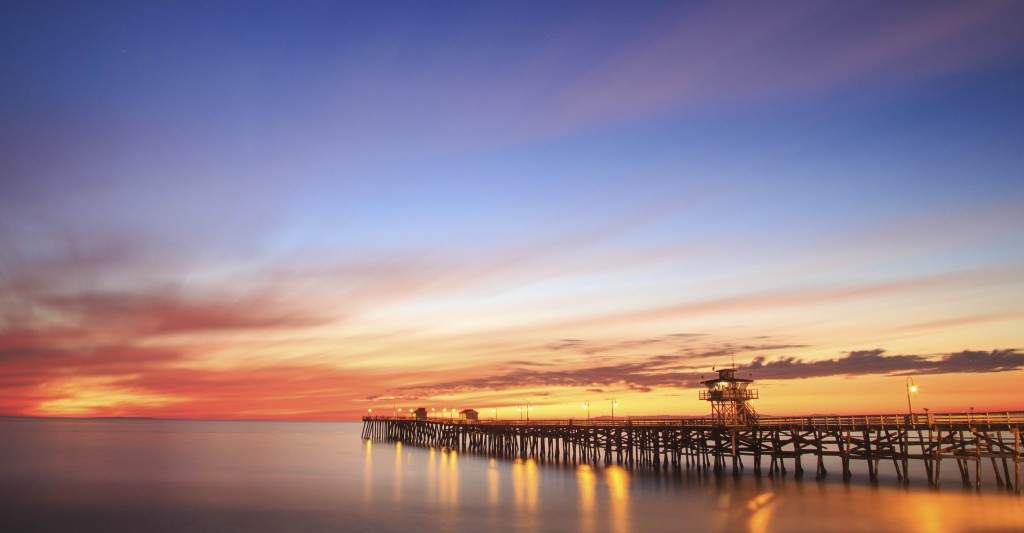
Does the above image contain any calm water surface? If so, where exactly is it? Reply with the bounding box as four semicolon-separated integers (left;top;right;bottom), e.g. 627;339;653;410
1;418;1022;532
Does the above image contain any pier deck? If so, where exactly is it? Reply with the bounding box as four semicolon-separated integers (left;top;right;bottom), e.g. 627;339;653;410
362;412;1024;493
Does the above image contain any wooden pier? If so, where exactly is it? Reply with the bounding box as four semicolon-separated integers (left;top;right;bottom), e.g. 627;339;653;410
361;412;1024;493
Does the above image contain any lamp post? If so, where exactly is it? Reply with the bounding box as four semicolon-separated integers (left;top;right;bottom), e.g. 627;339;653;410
611;399;618;420
583;400;590;420
367;408;372;418
905;377;917;417
431;407;436;418
492;407;498;420
527;404;532;421
517;405;523;421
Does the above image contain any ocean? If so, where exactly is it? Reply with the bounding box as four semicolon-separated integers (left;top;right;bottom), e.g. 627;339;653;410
1;418;1022;532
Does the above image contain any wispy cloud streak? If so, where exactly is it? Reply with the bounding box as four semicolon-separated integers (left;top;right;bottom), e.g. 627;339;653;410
394;348;1023;398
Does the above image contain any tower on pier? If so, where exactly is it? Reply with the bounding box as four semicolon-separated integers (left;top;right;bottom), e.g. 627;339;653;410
700;367;758;426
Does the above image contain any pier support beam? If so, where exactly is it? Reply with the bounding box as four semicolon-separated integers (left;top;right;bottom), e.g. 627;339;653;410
360;413;1024;494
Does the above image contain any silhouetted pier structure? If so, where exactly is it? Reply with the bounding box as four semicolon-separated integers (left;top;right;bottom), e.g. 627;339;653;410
364;369;1022;491
361;412;1024;492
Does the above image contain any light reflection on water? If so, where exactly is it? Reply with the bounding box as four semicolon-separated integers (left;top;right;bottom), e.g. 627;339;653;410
489;458;500;508
362;439;372;503
1;418;1023;533
747;491;777;533
577;464;597;533
605;466;630;533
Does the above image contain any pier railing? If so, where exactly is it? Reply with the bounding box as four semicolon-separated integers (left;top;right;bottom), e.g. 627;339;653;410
363;411;1024;429
363;410;1024;492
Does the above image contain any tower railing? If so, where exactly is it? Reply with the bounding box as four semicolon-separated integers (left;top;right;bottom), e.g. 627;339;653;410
699;389;758;401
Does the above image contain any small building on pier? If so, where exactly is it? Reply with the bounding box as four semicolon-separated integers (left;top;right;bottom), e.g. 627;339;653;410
413;407;428;420
700;367;758;426
459;409;478;421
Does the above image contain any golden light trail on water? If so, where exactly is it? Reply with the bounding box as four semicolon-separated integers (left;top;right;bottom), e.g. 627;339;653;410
393;441;403;502
746;492;777;533
439;449;459;508
576;464;596;533
488;458;500;509
362;439;373;504
605;466;631;533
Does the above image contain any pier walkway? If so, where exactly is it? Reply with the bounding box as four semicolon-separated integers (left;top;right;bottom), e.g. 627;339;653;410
362;412;1024;493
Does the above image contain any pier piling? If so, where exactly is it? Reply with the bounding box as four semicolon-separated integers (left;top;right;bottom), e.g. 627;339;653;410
362;411;1024;492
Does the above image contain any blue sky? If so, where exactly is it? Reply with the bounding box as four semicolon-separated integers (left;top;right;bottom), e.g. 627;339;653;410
1;1;1023;418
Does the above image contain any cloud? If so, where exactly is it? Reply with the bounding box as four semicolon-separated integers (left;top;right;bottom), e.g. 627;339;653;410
747;349;1024;379
395;347;1023;398
397;356;703;396
0;344;183;379
251;2;1024;155
0;330;394;420
887;312;1024;335
543;334;807;360
526;263;1023;336
746;349;928;380
938;349;1024;374
0;275;354;419
2;285;1019;419
38;289;325;336
508;1;1024;141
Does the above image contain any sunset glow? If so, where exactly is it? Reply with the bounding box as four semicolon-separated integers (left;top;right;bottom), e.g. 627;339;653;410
2;1;1023;421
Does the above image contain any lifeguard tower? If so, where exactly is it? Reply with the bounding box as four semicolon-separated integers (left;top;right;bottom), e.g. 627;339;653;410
700;367;758;426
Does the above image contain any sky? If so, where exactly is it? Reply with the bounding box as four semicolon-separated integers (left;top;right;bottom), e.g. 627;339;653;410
2;0;1023;420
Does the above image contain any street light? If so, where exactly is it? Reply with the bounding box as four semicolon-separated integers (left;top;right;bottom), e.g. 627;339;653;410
431;407;436;418
906;377;917;417
611;399;618;420
527;404;533;421
583;400;590;420
492;407;498;420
